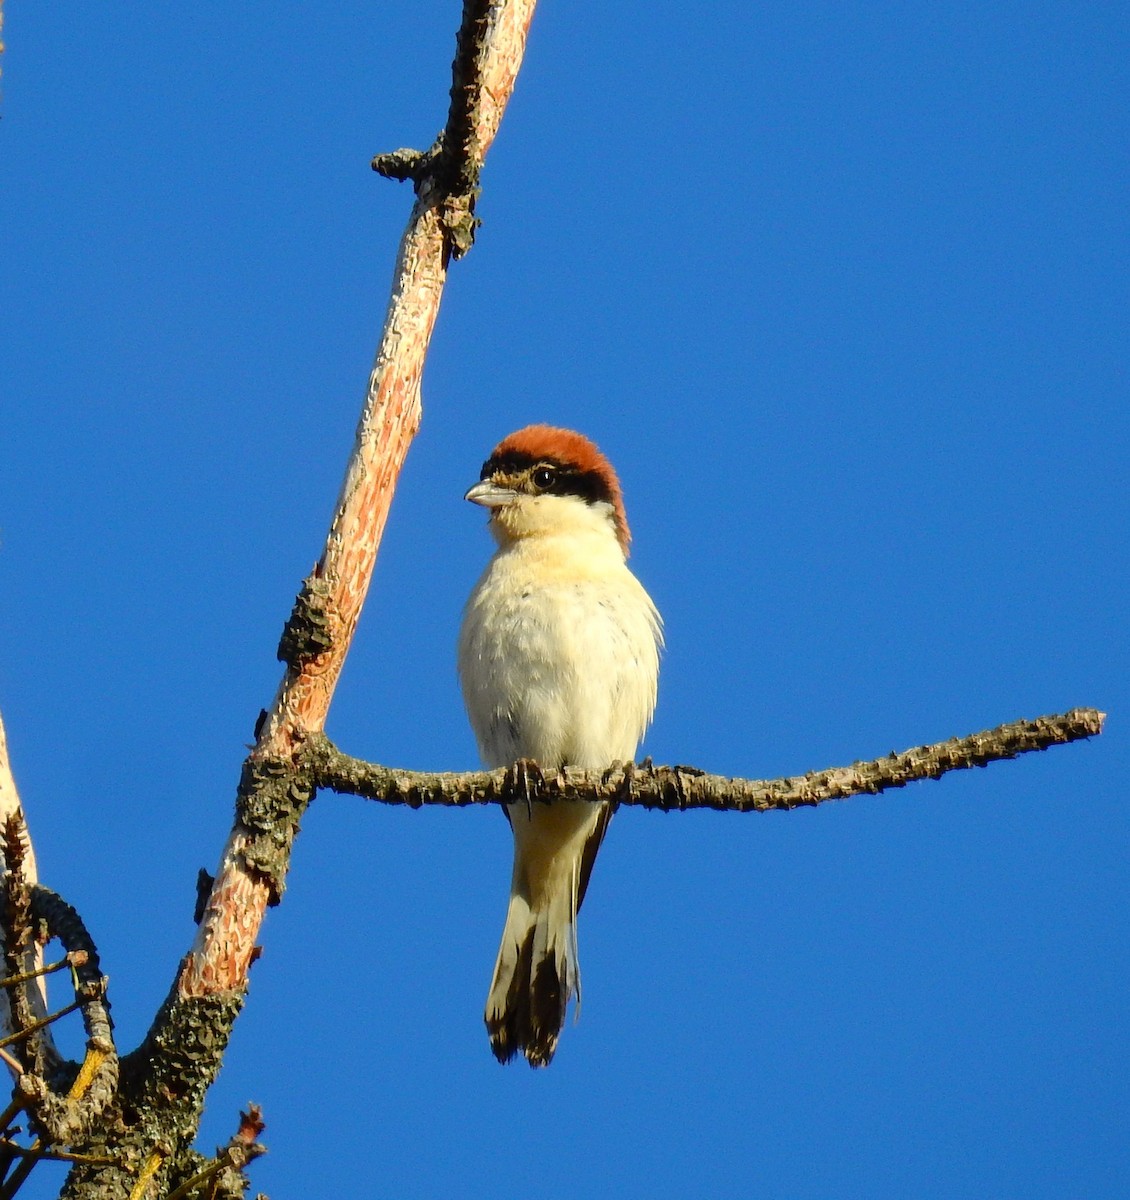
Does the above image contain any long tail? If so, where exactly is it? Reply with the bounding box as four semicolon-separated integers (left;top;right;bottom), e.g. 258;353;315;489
485;800;612;1067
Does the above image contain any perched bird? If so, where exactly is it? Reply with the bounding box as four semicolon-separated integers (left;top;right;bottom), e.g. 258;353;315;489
458;425;662;1066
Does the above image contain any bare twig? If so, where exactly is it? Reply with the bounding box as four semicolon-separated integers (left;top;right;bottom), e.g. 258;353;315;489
0;1154;38;1200
0;951;87;993
164;1104;266;1200
0;1100;22;1137
305;708;1105;812
0;1114;44;1200
0;999;83;1050
0;1140;115;1166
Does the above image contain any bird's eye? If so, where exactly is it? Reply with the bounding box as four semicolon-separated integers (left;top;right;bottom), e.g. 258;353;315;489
531;466;557;490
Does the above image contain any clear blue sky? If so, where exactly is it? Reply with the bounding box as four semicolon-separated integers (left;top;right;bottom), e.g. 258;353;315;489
2;3;1127;1197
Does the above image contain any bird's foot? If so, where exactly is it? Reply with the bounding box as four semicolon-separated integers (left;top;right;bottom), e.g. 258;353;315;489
507;758;546;818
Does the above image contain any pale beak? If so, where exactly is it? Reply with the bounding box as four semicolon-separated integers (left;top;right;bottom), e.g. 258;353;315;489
464;480;519;508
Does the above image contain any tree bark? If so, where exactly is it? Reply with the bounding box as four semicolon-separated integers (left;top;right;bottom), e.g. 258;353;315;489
302;707;1105;811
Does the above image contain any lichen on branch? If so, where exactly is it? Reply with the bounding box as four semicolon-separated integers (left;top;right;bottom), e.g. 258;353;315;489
303;708;1105;813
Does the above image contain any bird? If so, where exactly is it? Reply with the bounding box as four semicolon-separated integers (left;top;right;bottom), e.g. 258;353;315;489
457;424;662;1066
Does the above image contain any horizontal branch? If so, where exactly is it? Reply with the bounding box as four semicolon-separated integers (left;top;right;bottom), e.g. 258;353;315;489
305;708;1104;813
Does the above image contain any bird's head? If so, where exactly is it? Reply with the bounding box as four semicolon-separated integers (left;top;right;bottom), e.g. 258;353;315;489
465;425;631;555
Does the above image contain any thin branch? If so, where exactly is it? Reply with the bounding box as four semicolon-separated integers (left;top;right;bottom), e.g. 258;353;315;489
0;1001;82;1050
0;1152;37;1200
0;951;87;993
163;1104;265;1200
162;1157;230;1200
0;889;117;1198
305;708;1105;812
0;1140;115;1166
0;1100;22;1137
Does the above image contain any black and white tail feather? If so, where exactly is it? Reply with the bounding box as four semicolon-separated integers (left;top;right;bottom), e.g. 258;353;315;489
484;800;612;1066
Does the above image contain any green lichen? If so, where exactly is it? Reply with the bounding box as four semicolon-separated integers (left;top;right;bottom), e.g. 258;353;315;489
60;992;246;1199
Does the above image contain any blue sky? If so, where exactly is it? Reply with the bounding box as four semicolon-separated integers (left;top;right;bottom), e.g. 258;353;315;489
2;3;1127;1197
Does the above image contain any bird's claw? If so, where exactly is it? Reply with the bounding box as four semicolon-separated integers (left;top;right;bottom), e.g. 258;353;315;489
508;758;546;819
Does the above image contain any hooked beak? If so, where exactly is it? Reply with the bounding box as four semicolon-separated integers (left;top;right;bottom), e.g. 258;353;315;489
464;479;518;508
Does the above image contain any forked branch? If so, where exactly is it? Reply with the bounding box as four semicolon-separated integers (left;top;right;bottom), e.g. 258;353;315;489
47;3;542;1197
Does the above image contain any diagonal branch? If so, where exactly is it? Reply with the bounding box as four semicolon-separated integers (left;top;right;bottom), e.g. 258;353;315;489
182;0;539;1004
303;708;1105;812
373;0;534;258
67;5;543;1198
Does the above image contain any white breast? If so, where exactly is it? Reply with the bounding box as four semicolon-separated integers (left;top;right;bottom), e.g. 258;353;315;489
458;533;662;770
